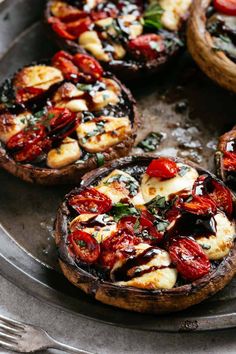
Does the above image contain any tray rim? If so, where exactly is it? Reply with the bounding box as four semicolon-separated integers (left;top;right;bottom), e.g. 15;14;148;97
1;223;236;333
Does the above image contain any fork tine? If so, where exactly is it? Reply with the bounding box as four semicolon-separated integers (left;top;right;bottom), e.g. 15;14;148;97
0;323;22;337
0;315;25;330
0;331;19;344
0;339;18;351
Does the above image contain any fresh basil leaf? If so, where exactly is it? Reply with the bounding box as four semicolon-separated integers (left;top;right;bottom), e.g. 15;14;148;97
96;153;105;167
137;132;164;152
143;1;164;30
178;165;190;177
111;203;139;222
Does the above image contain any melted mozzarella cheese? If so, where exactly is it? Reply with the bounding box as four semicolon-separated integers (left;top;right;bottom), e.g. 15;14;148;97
79;31;110;61
92;90;120;110
14;65;63;90
53;83;84;102
0;112;30;143
197;212;236;260
115;243;177;289
159;0;192;31
95;169;140;204
70;213;117;243
47;137;81;169
141;163;198;203
101;78;121;96
77;116;131;153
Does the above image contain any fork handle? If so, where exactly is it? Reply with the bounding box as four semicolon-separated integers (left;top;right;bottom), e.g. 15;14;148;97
52;340;94;354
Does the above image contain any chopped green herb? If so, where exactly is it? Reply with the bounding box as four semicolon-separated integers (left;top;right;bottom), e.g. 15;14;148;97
134;219;140;232
111;203;139;222
96;153;105;167
137;132;164;152
105;173;139;196
77;240;87;247
142;1;164;30
76;83;93;91
178;165;190;177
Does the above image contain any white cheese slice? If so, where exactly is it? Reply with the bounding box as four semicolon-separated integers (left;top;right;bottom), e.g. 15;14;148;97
95;169;140;204
141;163;198;203
53;83;84;103
77;116;131;153
159;0;192;31
79;31;110;62
92;90;120;110
70;213;117;243
114;243;177;289
0;112;30;143
197;212;235;260
47;137;82;169
14;65;63;90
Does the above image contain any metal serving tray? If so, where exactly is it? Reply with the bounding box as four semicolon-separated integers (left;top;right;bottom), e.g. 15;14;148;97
0;0;236;332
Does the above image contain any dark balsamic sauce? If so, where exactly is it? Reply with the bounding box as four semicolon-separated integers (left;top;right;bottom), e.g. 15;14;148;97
113;246;167;281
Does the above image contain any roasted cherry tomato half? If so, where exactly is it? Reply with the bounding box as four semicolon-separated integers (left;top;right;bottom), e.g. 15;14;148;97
181;195;217;216
146;158;179;179
15;86;45;103
13;137;52;163
68;230;100;263
100;231;140;268
223;151;236;171
52;51;79;79
68;188;112;214
7;125;46;151
193;175;233;217
169;237;211;281
73;54;103;81
66;17;92;37
214;0;236;15
48;107;79;140
48;17;76;40
128;34;165;60
117;216;139;233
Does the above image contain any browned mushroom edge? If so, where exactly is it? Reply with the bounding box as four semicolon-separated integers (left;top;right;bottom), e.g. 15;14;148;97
44;1;184;82
215;126;236;189
187;0;236;93
55;155;236;314
0;69;138;185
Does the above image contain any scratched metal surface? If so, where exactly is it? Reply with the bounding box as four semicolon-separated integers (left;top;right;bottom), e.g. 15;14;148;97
0;0;236;332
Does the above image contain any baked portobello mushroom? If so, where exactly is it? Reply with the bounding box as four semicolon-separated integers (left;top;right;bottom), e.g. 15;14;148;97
0;51;137;185
55;155;236;314
216;125;236;188
45;0;192;81
187;0;236;92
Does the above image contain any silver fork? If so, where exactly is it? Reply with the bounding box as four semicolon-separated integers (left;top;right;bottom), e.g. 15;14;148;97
0;314;94;353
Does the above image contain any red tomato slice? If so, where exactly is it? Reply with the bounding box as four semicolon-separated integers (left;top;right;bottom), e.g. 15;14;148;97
73;54;103;81
169;237;211;281
68;230;100;263
68;188;112;214
66;17;92;37
100;231;140;268
15;86;45;103
48;17;76;40
146;158;179;179
140;210;154;227
214;0;236;15
181;195;217;216
52;51;79;79
128;34;165;60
